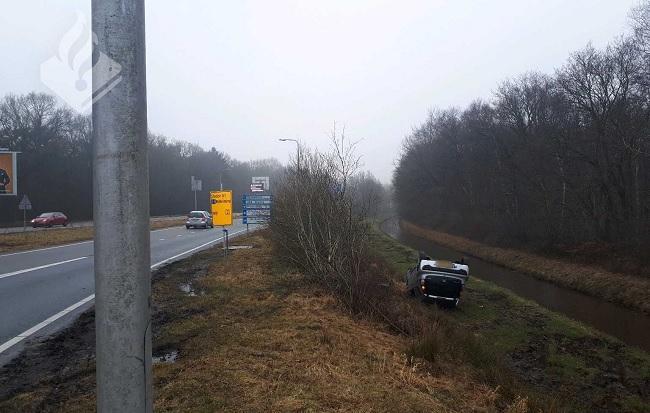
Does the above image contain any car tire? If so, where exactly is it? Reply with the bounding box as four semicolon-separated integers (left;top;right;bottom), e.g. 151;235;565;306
63;222;68;227
186;225;191;229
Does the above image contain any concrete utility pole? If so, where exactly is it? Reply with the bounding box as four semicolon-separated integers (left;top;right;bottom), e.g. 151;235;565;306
92;1;152;412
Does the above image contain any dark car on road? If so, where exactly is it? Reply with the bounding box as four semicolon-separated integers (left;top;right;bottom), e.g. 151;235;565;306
185;211;213;229
405;256;469;308
31;212;69;228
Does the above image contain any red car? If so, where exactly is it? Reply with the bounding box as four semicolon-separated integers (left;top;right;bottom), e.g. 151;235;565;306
31;212;69;228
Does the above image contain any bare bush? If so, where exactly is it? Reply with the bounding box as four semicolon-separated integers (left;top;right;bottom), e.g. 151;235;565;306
270;130;387;313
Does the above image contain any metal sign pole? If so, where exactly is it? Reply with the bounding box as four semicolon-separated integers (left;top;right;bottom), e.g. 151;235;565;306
222;228;228;257
93;1;152;411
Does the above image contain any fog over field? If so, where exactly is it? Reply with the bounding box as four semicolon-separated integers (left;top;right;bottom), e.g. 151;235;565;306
0;0;636;182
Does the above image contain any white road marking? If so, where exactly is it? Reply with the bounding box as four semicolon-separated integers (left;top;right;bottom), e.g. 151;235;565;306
0;226;185;259
0;227;247;355
159;238;166;241
151;229;246;269
0;294;95;354
0;257;88;280
0;241;93;258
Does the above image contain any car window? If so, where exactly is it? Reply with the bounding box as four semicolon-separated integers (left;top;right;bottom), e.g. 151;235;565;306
189;212;203;218
39;213;53;218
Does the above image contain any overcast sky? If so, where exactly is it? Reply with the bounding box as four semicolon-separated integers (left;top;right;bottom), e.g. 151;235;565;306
0;0;638;182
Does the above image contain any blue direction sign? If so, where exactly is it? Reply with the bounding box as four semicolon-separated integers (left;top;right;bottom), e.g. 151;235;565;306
242;194;273;225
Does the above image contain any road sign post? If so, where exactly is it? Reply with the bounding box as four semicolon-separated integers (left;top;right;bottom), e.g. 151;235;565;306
191;176;202;210
222;228;229;257
18;194;32;231
92;1;152;411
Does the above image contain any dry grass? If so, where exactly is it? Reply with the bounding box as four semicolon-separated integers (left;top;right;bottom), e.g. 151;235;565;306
401;221;650;314
3;227;647;412
0;217;185;254
1;230;508;412
150;231;504;412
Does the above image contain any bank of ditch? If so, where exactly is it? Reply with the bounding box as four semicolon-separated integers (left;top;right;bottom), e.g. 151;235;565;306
401;220;650;315
368;229;650;413
1;229;648;412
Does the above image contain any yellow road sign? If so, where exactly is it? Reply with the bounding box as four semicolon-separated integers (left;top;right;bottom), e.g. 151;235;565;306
210;190;233;226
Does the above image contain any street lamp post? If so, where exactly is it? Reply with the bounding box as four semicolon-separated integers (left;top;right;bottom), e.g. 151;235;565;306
278;138;300;171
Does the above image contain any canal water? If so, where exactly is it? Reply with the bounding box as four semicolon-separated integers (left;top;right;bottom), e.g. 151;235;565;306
381;218;650;352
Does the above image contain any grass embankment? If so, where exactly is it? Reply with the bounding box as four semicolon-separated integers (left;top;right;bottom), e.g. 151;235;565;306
0;217;185;254
2;230;648;412
401;221;650;315
0;231;515;412
371;229;650;413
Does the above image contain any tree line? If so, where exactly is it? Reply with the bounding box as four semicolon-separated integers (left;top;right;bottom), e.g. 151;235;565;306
393;3;650;255
0;92;284;225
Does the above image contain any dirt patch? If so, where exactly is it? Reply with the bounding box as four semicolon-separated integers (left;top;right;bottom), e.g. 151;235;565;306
0;245;212;412
506;330;650;413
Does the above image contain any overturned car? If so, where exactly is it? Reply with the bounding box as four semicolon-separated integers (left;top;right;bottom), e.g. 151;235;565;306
405;254;469;308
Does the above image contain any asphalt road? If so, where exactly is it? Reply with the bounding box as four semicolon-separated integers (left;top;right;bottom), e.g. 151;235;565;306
0;219;248;363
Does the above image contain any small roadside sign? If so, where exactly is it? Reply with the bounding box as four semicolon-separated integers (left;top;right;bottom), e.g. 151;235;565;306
210;190;232;226
18;194;32;210
191;176;202;191
252;176;270;192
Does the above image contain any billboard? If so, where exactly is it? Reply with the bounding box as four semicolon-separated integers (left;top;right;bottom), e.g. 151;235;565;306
210;190;233;226
0;152;17;196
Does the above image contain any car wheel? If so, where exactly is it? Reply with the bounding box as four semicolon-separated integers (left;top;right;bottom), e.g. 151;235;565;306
186;225;191;229
63;222;68;227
